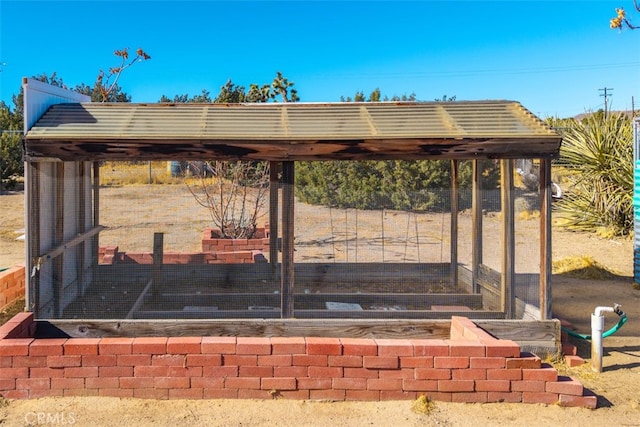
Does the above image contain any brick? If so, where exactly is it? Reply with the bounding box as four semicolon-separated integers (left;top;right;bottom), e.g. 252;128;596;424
99;388;134;398
452;368;486;380
82;355;117;367
133;388;168;399
237;389;271;399
292;354;327;366
152;354;185;366
434;356;469;369
340;338;377;356
522;391;559;404
403;379;438;392
0;367;28;378
476;379;510;392
558;392;597;409
203;388;238;399
64;338;100;355
135;365;169;377
451;392;488;403
186;354;222;367
470;357;505;369
191;376;224;389
483;340;521;358
438;380;474;392
310;389;346;401
236;337;271;355
258;354;291;366
51;378;84;390
239;366;273;377
487;391;522;403
225;377;261;389
522;366;557;382
423;392;452;402
277;389;310;400
47;355;82;368
117;354;151;366
271;337;306;355
0;338;33;356
333;377;367;390
363;356;398;369
0;356;11;368
29;367;64;378
224;354;257;366
1;390;28;399
411;339;449;357
169;388;203;399
154;376;190;389
564;355;586;367
200;337;236;354
375;339;413;357
274;366;308;377
119;377;155;389
99;366;133;377
562;342;577;356
487;368;522;381
132;337;167;354
261;377;297;391
85;377;120;389
16;377;50;390
308;366;342;378
203;366;238;378
64;366;98;378
400;356;433;368
99;338;133;355
380;390;417;400
367;378;402;391
12;355;47;368
29;338;66;356
297;377;331;390
546;376;583;396
29;389;60;398
328;355;362;368
506;355;541;369
414;368;451;380
167;337;202;354
345;390;380;401
446;340;486;357
306;337;342;355
511;380;545;392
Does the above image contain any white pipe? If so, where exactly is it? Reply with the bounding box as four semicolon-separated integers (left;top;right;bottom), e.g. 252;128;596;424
591;306;615;372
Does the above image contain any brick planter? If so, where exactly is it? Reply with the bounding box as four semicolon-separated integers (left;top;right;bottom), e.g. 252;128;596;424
201;228;270;254
0;314;596;407
0;265;25;310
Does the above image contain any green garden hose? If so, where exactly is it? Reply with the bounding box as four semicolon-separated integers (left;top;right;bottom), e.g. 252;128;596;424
562;310;628;340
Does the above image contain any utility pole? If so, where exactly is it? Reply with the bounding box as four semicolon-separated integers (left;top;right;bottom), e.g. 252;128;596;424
599;87;613;118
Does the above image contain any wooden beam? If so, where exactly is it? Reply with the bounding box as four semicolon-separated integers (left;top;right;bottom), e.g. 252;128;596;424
281;161;295;318
54;162;65;318
152;232;164;286
471;160;483;294
92;162;100;265
26;163;41;315
450;160;459;285
539;158;552;320
125;279;154;319
37;226;105;264
500;159;515;318
269;161;279;275
78;162;86;297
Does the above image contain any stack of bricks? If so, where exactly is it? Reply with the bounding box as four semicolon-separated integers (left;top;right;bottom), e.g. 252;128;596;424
0;265;25;310
0;313;596;408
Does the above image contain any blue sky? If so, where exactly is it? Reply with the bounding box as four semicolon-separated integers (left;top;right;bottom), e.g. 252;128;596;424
1;0;638;118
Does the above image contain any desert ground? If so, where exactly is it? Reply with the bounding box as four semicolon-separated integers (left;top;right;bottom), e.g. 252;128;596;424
1;182;639;426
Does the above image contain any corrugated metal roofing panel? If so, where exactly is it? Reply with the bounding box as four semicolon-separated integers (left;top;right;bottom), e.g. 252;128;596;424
26;101;557;140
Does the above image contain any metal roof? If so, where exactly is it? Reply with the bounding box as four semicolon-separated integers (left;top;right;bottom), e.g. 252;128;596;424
24;101;561;161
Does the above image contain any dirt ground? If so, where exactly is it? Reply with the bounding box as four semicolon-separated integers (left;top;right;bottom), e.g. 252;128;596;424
1;184;639;426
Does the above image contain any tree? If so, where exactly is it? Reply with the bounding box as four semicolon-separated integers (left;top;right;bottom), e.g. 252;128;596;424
0;101;23;192
95;48;150;102
610;1;639;29
550;113;633;236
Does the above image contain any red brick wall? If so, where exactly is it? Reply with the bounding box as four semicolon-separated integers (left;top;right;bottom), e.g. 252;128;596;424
0;265;25;310
201;228;270;254
0;314;596;407
98;247;267;265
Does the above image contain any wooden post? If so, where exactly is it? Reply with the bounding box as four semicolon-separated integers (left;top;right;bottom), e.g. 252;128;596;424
539;158;553;320
78;162;86;297
152;233;164;286
93;162;100;265
500;159;515;318
281;161;295;318
471;160;483;294
450;160;459;286
54;162;65;318
26;163;41;315
269;162;279;276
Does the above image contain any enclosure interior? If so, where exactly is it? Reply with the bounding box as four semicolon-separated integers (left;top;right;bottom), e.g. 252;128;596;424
26;159;546;321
